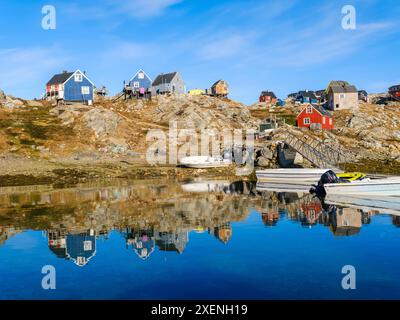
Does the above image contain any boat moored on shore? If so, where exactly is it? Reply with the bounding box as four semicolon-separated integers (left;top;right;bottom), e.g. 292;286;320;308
179;156;232;169
256;168;341;184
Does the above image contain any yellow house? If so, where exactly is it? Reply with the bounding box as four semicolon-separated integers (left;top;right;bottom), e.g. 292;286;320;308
188;89;205;95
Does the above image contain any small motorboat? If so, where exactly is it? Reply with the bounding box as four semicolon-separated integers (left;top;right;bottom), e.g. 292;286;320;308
311;171;400;197
256;168;341;184
179;156;232;169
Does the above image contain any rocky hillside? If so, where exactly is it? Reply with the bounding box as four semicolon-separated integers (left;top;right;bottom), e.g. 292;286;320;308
0;88;399;177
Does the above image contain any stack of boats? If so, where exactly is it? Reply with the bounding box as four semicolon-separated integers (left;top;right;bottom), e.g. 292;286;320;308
256;168;400;197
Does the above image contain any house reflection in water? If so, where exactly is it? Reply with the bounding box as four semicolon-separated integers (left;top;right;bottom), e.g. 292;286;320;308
155;231;189;254
260;198;281;226
262;209;280;227
392;215;400;227
210;223;232;244
330;207;362;237
124;228;156;260
47;229;97;267
300;199;323;227
0;227;21;246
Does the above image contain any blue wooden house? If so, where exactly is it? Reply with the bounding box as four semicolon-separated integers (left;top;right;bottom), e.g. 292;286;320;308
46;70;94;104
66;232;97;267
296;90;318;104
124;69;152;99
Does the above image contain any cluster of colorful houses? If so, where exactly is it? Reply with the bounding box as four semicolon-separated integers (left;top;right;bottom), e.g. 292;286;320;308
45;69;400;131
45;69;229;104
260;80;362;130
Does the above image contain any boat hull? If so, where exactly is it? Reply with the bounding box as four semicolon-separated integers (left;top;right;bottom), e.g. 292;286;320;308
324;178;400;196
256;169;337;183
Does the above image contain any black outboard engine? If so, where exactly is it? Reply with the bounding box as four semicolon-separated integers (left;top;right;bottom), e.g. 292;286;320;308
310;170;344;198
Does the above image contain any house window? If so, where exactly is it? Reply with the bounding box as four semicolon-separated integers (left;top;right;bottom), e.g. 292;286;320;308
75;73;83;82
138;72;144;79
83;241;92;251
329;118;333;125
304;118;311;125
323;117;326;124
306;106;313;114
340;94;345;99
133;81;140;88
336;104;339;109
81;86;90;95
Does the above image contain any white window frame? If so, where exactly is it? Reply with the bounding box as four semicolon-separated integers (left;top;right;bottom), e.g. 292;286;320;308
138;72;144;80
322;117;326;124
75;73;83;82
306;106;313;114
340;94;345;99
133;81;140;88
329;118;333;125
83;240;92;251
304;118;311;125
81;86;90;95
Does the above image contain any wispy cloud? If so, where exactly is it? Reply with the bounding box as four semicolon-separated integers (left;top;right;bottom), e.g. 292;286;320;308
63;0;183;21
107;0;183;18
0;47;69;97
198;33;257;61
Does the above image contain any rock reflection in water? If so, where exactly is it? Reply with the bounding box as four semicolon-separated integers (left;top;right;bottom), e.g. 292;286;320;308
0;180;399;267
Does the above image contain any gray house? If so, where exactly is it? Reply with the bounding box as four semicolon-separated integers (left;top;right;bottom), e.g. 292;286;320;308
151;72;186;95
326;81;359;110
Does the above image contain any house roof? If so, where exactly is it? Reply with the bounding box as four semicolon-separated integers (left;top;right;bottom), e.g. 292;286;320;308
330;84;357;93
298;104;332;118
314;105;332;117
47;72;74;85
152;72;178;86
261;91;276;98
211;80;228;87
298;90;317;99
129;69;152;82
47;70;95;87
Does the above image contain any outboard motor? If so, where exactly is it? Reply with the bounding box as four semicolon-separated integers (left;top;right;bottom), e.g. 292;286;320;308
319;170;342;185
310;170;344;198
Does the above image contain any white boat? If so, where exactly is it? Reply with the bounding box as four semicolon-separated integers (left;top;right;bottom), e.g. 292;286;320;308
179;156;232;169
256;168;340;183
324;178;400;196
325;194;400;215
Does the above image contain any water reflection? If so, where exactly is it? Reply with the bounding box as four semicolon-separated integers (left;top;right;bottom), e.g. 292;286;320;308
0;180;399;268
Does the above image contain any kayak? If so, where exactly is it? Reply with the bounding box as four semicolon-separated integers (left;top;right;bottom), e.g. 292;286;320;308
337;172;367;181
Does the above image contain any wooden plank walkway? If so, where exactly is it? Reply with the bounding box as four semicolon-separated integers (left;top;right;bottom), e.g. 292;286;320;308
280;128;349;170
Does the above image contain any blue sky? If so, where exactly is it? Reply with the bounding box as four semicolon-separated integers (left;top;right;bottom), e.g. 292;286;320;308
0;0;399;104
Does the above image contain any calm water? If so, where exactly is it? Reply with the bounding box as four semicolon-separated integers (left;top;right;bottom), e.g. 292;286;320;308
0;179;400;300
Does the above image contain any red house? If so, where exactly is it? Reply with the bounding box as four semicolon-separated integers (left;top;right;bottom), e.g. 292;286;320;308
389;85;400;100
259;91;277;104
297;104;334;130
